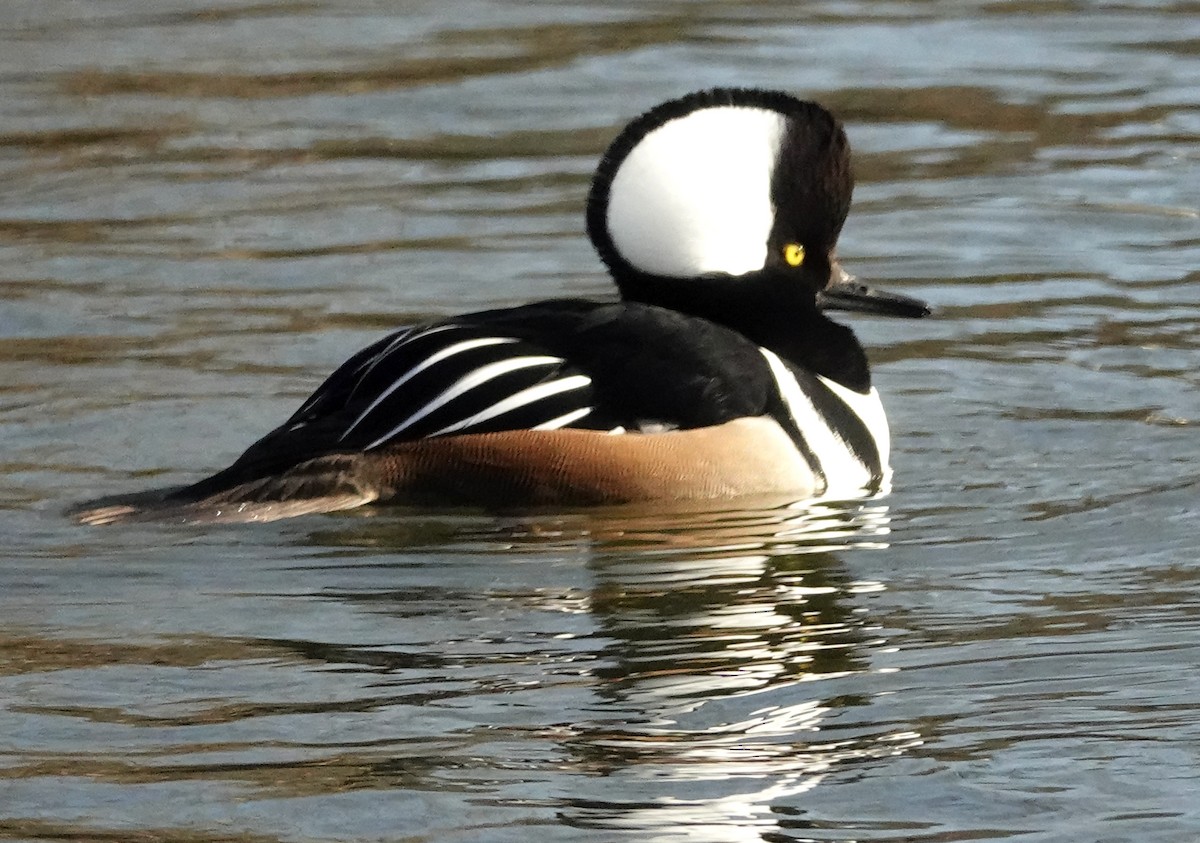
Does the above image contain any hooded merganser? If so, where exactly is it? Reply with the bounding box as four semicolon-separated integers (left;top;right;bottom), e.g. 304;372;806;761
71;88;929;525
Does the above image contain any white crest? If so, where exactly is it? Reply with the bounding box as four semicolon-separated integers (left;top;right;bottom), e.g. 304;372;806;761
605;106;786;278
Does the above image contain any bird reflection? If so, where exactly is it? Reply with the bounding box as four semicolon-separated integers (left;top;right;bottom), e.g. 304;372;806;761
295;495;919;839
508;496;920;839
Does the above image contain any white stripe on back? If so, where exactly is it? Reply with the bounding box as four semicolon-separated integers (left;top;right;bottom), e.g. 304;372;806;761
293;326;417;418
760;348;873;495
354;324;440;383
427;374;592;437
340;335;516;440
530;406;593;431
362;355;562;449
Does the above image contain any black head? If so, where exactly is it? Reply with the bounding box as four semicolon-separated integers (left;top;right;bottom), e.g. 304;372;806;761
587;88;853;294
585;88;928;389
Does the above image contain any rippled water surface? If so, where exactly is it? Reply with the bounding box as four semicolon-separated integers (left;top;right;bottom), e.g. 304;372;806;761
3;1;1199;840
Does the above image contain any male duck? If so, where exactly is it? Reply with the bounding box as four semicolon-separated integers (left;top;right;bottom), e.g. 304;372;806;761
72;88;928;525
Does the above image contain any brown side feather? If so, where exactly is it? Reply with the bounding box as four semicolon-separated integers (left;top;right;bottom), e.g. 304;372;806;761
70;418;818;525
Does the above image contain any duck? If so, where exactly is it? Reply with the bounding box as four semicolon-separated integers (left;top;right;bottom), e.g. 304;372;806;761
70;87;929;526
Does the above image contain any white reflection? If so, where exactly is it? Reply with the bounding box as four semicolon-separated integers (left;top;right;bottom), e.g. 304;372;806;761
302;492;913;839
539;494;920;840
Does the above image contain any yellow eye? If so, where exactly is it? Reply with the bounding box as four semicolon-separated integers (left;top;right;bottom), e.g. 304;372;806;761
783;243;805;267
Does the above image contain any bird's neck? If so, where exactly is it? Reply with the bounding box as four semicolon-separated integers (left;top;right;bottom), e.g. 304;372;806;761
617;271;872;392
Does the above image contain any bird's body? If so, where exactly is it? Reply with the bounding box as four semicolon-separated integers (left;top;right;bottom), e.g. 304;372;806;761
71;88;928;525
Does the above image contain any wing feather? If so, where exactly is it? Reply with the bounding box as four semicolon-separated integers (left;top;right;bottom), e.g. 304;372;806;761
282;324;598;453
341;335;519;440
357;354;576;449
200;302;782;494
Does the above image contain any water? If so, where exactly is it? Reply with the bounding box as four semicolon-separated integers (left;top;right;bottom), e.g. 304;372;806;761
2;1;1199;840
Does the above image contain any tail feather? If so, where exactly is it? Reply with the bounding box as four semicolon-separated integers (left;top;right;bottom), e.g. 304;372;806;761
68;454;381;526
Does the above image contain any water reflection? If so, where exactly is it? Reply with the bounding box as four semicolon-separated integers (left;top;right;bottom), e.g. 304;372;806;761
301;496;919;839
577;498;892;704
559;500;918;837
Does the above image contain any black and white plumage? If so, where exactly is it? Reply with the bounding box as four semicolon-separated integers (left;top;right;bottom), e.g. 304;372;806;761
71;88;929;525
